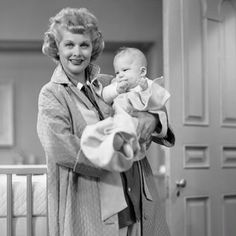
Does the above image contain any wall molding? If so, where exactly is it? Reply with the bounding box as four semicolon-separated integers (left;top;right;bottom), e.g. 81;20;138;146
0;40;42;52
0;40;154;53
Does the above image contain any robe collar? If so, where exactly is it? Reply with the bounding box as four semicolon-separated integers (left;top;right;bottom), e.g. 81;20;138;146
50;63;100;87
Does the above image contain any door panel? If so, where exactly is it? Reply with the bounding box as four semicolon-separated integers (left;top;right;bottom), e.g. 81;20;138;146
164;0;236;235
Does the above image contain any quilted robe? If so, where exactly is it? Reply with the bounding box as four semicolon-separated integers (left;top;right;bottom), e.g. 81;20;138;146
37;64;175;236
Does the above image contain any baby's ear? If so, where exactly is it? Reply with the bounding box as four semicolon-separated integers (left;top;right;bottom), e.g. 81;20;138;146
140;67;147;77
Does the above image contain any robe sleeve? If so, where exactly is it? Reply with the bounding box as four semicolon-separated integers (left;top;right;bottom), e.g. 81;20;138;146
152;106;175;147
37;84;108;178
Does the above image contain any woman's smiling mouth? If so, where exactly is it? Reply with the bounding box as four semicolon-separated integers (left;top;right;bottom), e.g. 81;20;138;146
70;58;84;65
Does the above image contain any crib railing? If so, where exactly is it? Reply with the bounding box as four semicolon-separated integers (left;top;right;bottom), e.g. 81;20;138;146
0;165;47;236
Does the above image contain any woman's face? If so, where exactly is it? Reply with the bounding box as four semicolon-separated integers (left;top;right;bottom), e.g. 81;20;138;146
58;29;93;81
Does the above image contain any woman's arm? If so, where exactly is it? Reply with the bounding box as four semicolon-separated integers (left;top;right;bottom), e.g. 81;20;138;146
37;84;108;177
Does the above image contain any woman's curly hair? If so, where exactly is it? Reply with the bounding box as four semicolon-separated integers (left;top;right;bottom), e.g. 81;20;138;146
42;7;104;62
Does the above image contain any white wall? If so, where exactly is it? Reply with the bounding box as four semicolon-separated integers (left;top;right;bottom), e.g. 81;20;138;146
0;0;163;164
0;0;162;42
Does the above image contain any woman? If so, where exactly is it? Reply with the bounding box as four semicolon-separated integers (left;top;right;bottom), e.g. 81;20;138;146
37;7;175;236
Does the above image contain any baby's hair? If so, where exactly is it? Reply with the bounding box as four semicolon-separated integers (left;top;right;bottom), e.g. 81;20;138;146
114;47;147;67
42;7;104;62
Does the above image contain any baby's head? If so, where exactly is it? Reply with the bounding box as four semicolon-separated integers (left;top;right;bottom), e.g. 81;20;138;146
113;47;147;89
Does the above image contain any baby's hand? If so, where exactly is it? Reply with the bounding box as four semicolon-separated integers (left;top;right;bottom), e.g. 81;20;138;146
113;133;124;151
116;78;129;94
113;133;133;157
138;77;148;91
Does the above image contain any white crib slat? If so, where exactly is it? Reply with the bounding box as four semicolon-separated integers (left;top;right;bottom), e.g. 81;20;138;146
26;174;33;236
6;174;12;236
0;165;48;236
46;178;49;236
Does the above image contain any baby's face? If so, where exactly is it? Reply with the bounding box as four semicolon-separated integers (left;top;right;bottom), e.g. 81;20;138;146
113;54;141;89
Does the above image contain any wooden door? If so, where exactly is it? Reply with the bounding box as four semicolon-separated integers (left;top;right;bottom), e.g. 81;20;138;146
163;0;236;235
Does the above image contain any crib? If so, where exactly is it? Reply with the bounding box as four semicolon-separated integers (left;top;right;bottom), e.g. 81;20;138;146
0;165;48;236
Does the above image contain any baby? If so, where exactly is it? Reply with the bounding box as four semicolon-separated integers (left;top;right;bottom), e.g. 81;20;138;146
101;47;170;152
102;47;150;105
80;47;170;168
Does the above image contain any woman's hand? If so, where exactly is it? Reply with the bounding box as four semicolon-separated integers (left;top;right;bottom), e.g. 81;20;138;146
132;111;158;143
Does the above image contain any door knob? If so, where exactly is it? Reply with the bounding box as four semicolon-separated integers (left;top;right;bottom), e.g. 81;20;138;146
176;179;187;188
176;179;187;197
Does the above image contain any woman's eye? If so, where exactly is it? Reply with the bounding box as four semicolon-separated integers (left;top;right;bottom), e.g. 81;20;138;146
65;43;74;48
81;43;89;48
